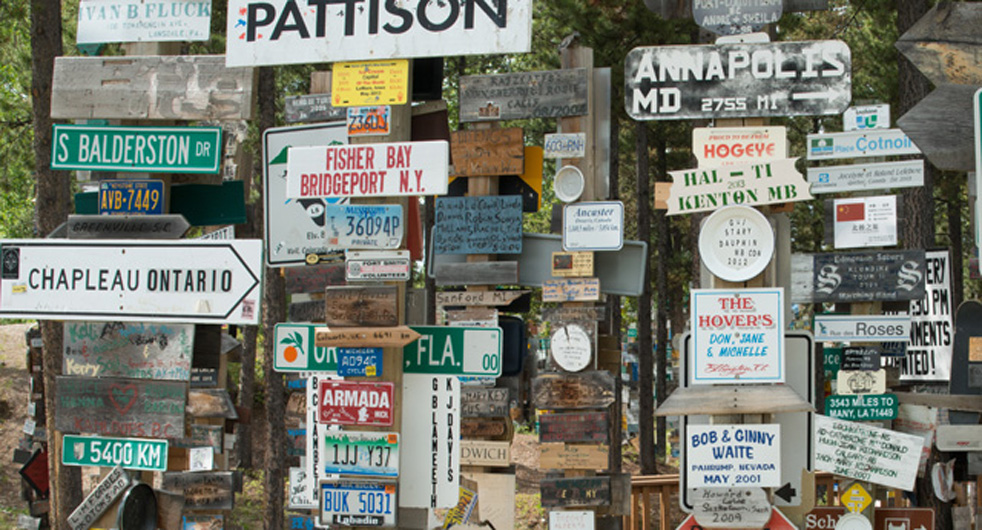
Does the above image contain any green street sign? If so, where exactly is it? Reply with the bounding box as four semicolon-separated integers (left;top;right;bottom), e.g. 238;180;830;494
62;435;169;471
403;326;502;377
825;393;898;422
823;347;842;374
51;124;221;173
273;323;338;372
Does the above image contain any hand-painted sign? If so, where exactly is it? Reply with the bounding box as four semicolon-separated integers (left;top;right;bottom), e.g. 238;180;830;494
285;94;345;124
542;278;600;302
825;394;898;422
289;467;317;510
698;205;774;282
63;321;193;380
691;288;784;384
667;158;812;215
563;201;624;251
322;204;403;250
315;325;421;348
65;214;190;240
904;249;953;382
400;374;460;509
52;124;221;173
692;488;772;528
813;314;911;342
347;106;391;137
287;140;449;199
625;40;851;120
807;129;920;160
540;476;611;507
844;104;890;131
807;160;924;194
791;250;926;303
0;240;262;324
435;289;528;308
225;0;531;66
814;414;923;490
345;250;411;281
273;323;338;372
320;479;397;527
55;376;186;438
161;471;236;511
686;424;781;488
459;68;589;123
693;0;782;35
692;126;787;168
539;411;609;443
263;122;349;267
318;381;394;426
460;387;509;417
532;371;616;409
333;60;408;107
833;195;897;249
318;432;399;477
63;435;168;471
76;0;211;43
338;348;383;377
99;180;164;215
402;325;503;377
544;133;587;159
67;466;129;530
435;196;523;254
325;286;398;327
450;127;524;177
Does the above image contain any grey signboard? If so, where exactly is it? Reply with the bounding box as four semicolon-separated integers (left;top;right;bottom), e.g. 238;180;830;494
625;40;851;120
694;0;783;35
791;250;926;303
459;68;589;123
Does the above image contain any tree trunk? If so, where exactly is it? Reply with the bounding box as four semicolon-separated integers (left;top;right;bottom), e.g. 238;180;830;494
237;324;258;468
654;131;669;465
636;121;656;475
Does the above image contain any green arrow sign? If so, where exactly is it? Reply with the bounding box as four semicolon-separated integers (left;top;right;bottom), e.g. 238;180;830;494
825;393;898;422
51;124;221;173
273;323;338;372
62;435;168;471
403;326;502;377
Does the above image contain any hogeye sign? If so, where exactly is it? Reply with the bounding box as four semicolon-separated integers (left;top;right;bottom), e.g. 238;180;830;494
667;158;812;215
693;126;787;168
625;40;851;120
225;0;532;67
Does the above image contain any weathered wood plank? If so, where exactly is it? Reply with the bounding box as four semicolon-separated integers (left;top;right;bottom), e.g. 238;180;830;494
460;440;511;467
532;371;616;409
540;476;610;508
435;262;519;287
897;84;977;171
288;299;324;323
895;2;982;86
314;326;421;348
55;376;186;438
445;307;498;326
324;286;398;327
161;471;237;511
450;128;525;176
460;417;511;440
460;387;510;418
435;290;529;308
654;385;813;417
540;443;609;470
188;389;239;419
63;322;193;380
459;69;589;123
542;305;607;322
539;411;609;443
893;392;982;412
284;263;346;295
51;56;255;120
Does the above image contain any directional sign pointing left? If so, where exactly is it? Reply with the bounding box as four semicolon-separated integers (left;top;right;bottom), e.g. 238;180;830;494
0;239;262;324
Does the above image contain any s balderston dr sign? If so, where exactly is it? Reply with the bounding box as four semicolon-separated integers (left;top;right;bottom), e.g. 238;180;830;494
225;0;532;67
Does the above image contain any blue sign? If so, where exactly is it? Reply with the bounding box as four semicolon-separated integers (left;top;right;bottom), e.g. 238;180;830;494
99;179;165;215
434;195;523;254
338;348;383;377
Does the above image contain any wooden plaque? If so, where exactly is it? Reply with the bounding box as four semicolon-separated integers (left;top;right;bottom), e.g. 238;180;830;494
314;326;420;348
324;286;398;327
161;471;237;511
63;321;194;381
435;290;529;308
284;263;346;295
435;262;520;287
288;300;325;323
188;389;238;419
460;387;510;418
542;306;607;322
450;127;524;177
55;376;186;439
540;476;611;508
542;278;601;302
460;440;511;467
540;443;609;470
460;417;510;440
539;411;609;443
532;371;616;409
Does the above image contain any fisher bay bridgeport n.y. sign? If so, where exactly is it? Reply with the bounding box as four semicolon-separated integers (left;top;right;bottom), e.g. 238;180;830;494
0;240;262;324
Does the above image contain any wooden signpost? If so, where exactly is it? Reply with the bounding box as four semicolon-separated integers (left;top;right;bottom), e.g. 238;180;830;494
65;214;190;239
460;440;511;467
55;376;186;438
314;326;420;349
450;127;524;176
791;250;926;303
542;278;601;302
67;466;129;530
540;443;609;470
540;476;611;508
324;286;398;327
161;471;237;511
532;371;616;409
63;321;193;380
434;196;523;254
51;55;254;120
458;69;589;123
539;412;609;443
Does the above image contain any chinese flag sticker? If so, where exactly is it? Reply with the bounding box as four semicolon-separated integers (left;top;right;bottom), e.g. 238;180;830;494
836;202;865;222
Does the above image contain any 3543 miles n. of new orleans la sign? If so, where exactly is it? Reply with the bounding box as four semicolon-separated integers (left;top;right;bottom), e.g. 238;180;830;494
625;40;851;120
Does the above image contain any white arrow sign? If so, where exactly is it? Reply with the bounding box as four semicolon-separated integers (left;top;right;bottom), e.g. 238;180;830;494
0;239;262;324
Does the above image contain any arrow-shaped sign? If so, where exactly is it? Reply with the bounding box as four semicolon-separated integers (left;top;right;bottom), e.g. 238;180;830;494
898;84;977;171
314;326;421;348
896;2;982;86
66;214;191;240
0;239;262;324
775;482;797;503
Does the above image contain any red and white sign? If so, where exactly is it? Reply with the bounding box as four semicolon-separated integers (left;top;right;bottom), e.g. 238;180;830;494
693;126;787;168
833;195;898;249
286;140;449;199
678;509;797;530
317;381;394;426
804;507;934;530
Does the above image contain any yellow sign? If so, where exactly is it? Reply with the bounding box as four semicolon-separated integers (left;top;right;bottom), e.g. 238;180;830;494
841;483;872;513
332;60;409;107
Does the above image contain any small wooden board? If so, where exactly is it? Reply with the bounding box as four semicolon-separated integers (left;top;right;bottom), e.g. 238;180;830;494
450;127;524;176
161;471;238;511
55;376;186;439
654;384;813;417
435;262;519;287
314;326;420;348
284;263;346;295
532;371;615;409
188;389;239;419
542;278;600;302
460;440;511;467
541;305;607;322
460;387;510;418
436;290;529;308
324;286;398;327
539;411;609;443
460;417;511;440
540;443;609;470
288;299;324;323
540;476;610;508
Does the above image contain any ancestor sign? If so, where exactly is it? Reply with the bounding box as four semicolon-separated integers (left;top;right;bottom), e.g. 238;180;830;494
55;376;186;438
0;239;262;324
273;323;338;372
807;160;924;194
317;381;394;426
807;129;920;160
904;249;953;382
833;195;897;249
563;201;624;251
287;141;449;199
540;411;609;443
460;387;509;417
318;432;399;477
450;127;524;177
691;288;784;384
791;250;926;303
332;60;408;107
325;286;398;327
693;126;787;168
693;0;782;35
76;0;211;43
814;414;923;490
625;40;851;120
459;68;589;123
63;321;193;380
667;158;812;215
686;424;781;488
63;435;168;472
400;374;460;509
435;196;523;254
402;326;503;377
51;124;220;173
813;315;911;342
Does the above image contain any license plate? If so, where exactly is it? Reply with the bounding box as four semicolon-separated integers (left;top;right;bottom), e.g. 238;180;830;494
338;348;383;377
98;179;164;215
325;204;403;249
319;432;399;477
320;479;396;528
345;250;411;281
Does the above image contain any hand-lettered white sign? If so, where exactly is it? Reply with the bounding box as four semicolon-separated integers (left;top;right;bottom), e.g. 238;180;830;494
667;158;812;215
686;424;781;489
814;414;923;491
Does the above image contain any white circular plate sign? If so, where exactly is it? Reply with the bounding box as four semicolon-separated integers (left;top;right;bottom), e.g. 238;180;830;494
554;165;585;203
550;324;592;372
698;205;774;282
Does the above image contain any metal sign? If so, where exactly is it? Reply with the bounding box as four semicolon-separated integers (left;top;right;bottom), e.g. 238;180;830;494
322;204;403;250
844;104;890;131
68;466;129;530
625;40;851;120
667;158;812;215
51;124;221;173
814;414;923;490
63;435;168;472
791;250;926;304
459;68;589;123
338;348;383;377
544;133;587;159
904;250;953;382
263;122;348;267
691;288;784;384
332;60;408;107
273;323;338;372
0;239;262;324
318;432;399;477
693;0;782;35
347;106;391;137
403;325;503;377
345;250;411;281
807;129;920;160
832;195;897;249
285;94;345;124
99;180;164;216
400;374;460;509
76;0;211;43
807;160;924;194
825;394;898;422
563;201;624;251
841;483;872;513
287;141;449;199
693;126;787;168
814;314;911;342
318;381;394;426
320;479;397;527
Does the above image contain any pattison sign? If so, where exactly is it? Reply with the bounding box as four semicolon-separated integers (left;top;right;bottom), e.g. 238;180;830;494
225;0;532;67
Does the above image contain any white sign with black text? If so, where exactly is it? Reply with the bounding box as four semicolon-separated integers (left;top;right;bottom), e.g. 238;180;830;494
814;414;923;491
400;374;460;509
904;250;953;382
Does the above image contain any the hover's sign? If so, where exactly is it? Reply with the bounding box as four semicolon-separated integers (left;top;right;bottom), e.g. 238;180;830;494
0;240;262;324
625;40;851;120
225;0;532;67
